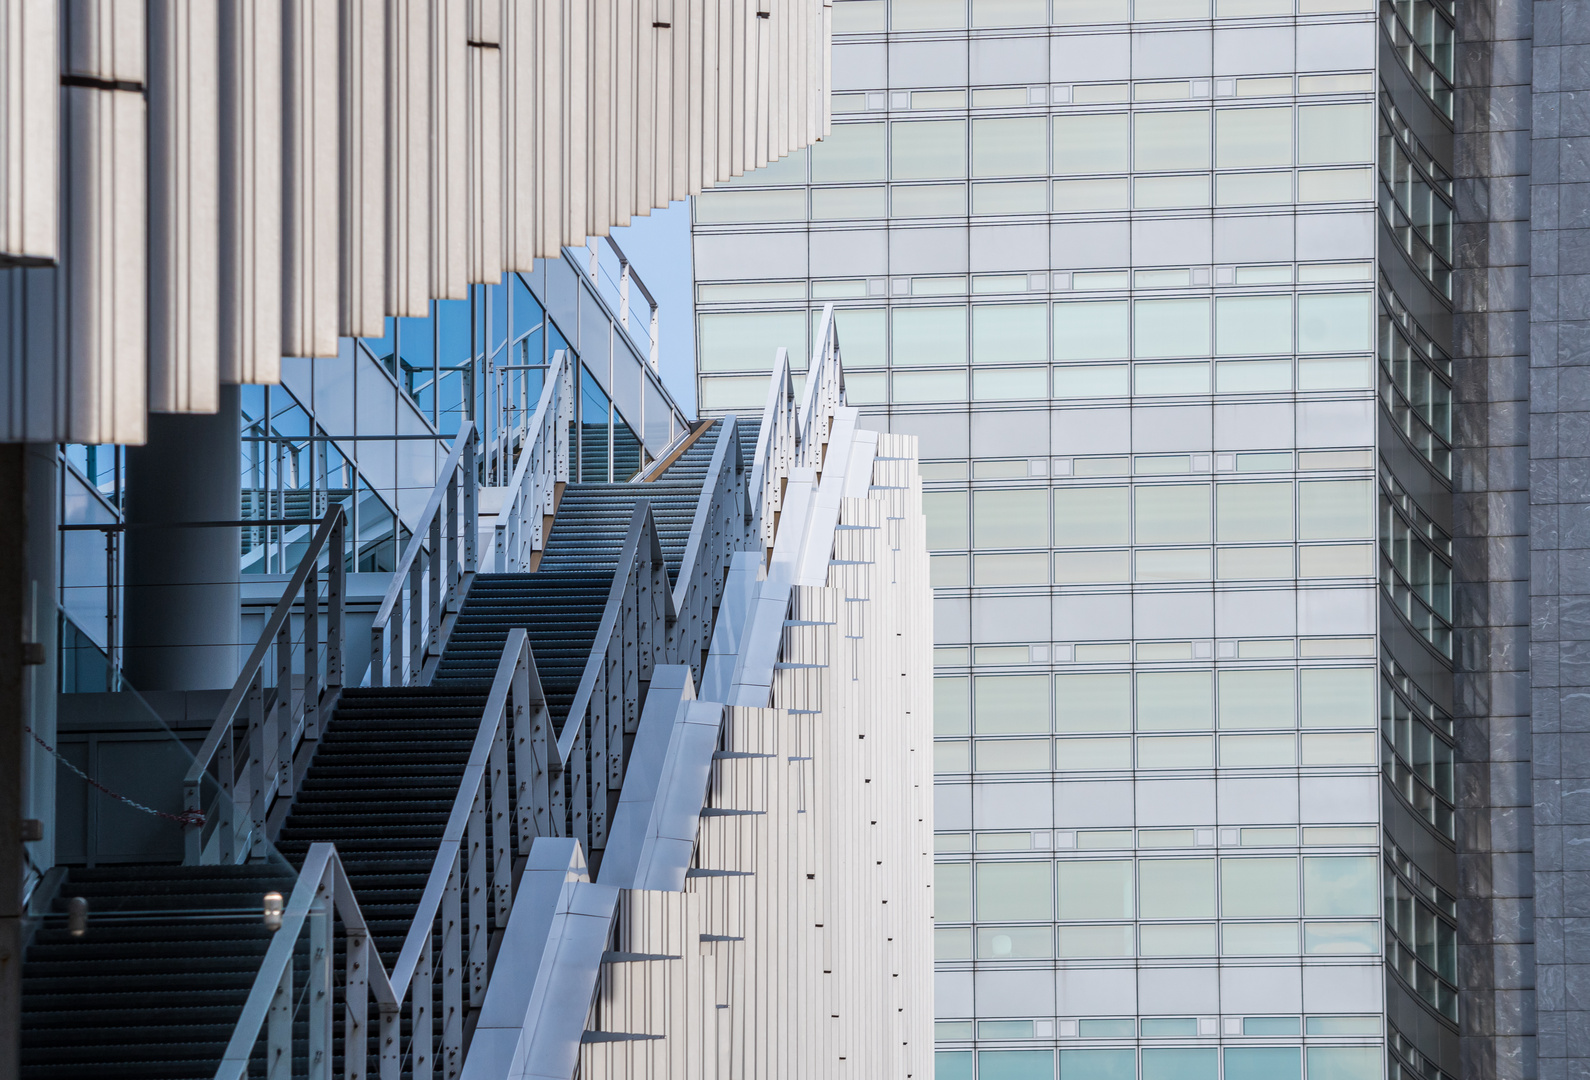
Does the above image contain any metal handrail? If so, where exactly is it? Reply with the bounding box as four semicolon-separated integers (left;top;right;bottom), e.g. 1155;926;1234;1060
183;507;346;865
492;351;573;572
216;629;549;1080
370;420;478;686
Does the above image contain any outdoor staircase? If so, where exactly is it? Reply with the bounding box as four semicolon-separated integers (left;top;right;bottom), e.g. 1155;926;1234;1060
19;417;742;1080
19;865;295;1080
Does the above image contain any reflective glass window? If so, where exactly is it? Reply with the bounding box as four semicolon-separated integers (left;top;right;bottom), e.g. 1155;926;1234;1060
1300;667;1375;726
1135;111;1211;171
1056;673;1132;732
893;120;968;179
976;674;1051;734
1135;299;1211;357
1053;114;1131;174
1142;1048;1217;1080
977;861;1054;920
936;862;972;921
1305;1048;1381;1080
922;491;968;549
980;1051;1056;1080
1215;295;1292;354
1218;669;1296;728
1224;1049;1301;1080
935;676;970;735
1060;1049;1136;1080
1221;857;1299;917
810;124;885;182
893;306;969;365
1302;856;1378;916
1215;107;1293;168
1056;301;1131;360
1139;859;1216;919
973;304;1049;364
1135;485;1212;544
975;489;1050;547
1057;860;1134;919
973;117;1048;176
698;311;807;372
1299;103;1374;164
1299;480;1372;539
1137;672;1213;730
1298;293;1372;352
1216;482;1294;542
1055;486;1131;546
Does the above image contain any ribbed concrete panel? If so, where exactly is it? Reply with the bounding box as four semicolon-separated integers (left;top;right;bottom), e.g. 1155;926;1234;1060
281;0;337;359
338;0;385;338
0;0;57;261
146;0;219;415
217;0;281;386
386;0;429;318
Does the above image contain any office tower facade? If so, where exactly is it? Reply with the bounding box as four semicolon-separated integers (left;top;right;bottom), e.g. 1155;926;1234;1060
690;0;1524;1076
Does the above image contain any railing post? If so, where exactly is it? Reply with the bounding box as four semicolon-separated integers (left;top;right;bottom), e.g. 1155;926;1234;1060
216;721;235;865
407;555;423;685
309;897;332;1080
329;512;345;691
274;611;293;801
442;853;464;1077
412;933;435;1080
249;671;266;861
490;715;511;924
379;1003;401;1080
464;434;477;573
303;559;321;740
427;500;443;660
347;931;370;1080
467;783;487;1007
511;639;538;849
648;303;659;372
445;472;459;607
267;956;292;1080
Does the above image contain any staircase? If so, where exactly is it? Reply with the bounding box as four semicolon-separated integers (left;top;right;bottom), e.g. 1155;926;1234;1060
20;865;295;1080
19;417;743;1080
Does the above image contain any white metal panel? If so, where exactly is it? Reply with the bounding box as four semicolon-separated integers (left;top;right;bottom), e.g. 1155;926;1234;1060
147;0;219;414
281;0;337;358
339;0;385;337
432;0;467;299
217;0;282;386
0;0;58;260
387;0;430;317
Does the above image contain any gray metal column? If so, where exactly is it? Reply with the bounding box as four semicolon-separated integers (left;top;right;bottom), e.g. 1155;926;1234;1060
123;385;242;691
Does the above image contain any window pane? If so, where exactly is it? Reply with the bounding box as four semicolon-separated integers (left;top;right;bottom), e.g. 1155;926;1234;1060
1140;922;1217;955
1219;733;1296;767
977;738;1052;770
893;0;966;29
1054;114;1131;174
1056;673;1131;731
1056;301;1131;360
1057;924;1135;957
974;304;1049;364
978;861;1054;920
978;924;1055;958
894;120;968;179
1142;1048;1218;1080
938;1051;976;1080
973;0;1051;24
974;117;1048;176
1054;177;1130;210
894;182;967;216
894;306;968;364
1138;735;1214;768
1303;921;1378;953
1215;107;1293;168
1139;859;1216;918
1218;669;1296;728
979;1051;1055;1080
975;550;1050;583
812;186;887;219
1215;295;1292;355
1137;671;1213;730
1216;482;1294;542
936;676;970;735
830;308;886;367
1136;485;1211;544
833;0;887;31
1298;293;1372;352
1134;362;1209;395
1055;549;1130;582
975;488;1049;546
1300;731;1376;764
1298;103;1373;164
1060;1049;1136;1080
1057;737;1132;770
936;926;973;959
1056;486;1131;545
1057;859;1134;918
922;491;968;548
1302;855;1378;916
1055;364;1130;397
1221;857;1299;917
974;368;1049;400
1222;922;1299;954
976;674;1051;734
974;180;1049;214
698;312;806;371
719;147;809;186
1225;1049;1301;1080
1135;111;1211;171
936;862;972;920
1135;298;1211;358
694;188;807;223
1300;668;1375;726
1306;1047;1381;1080
810;123;886;182
1298;480;1371;539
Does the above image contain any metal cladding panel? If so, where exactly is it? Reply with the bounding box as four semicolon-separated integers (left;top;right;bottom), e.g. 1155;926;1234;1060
217;0;282;386
147;0;219;414
281;0;337;359
0;0;59;261
386;0;430;318
338;0;385;338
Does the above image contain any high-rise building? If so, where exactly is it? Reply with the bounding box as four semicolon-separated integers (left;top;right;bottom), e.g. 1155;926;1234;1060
691;0;1530;1077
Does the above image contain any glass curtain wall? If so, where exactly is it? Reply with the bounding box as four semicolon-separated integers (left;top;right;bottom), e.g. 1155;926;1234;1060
692;0;1458;1076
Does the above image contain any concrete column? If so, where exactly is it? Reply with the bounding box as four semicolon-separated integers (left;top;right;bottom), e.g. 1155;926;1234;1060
123;385;242;691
